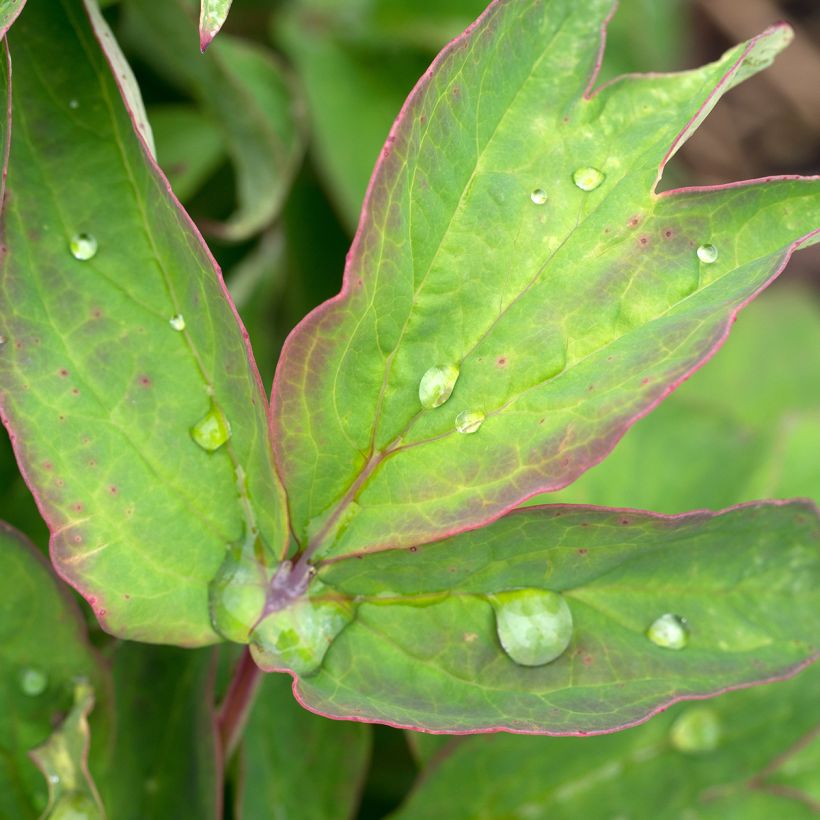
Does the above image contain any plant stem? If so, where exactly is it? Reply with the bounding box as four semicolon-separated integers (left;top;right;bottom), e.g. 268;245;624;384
217;648;264;761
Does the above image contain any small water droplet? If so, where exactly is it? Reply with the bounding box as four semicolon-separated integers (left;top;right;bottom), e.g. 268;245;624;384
19;667;48;696
48;774;60;785
69;233;97;261
169;314;186;331
530;188;548;205
68;99;79;110
419;364;460;409
647;613;688;650
190;403;231;452
489;588;573;666
573;167;605;192
455;410;485;435
670;706;722;754
250;597;354;676
696;243;719;264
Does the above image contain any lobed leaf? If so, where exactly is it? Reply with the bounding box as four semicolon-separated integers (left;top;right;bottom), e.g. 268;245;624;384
269;502;820;733
271;0;820;562
0;0;288;644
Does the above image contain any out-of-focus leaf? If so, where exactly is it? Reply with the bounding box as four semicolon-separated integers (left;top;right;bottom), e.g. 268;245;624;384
271;0;820;562
236;672;371;820
149;104;225;203
0;0;288;644
393;666;820;819
123;0;305;240
254;502;819;733
0;522;109;820
199;0;233;51
30;681;105;820
95;644;221;820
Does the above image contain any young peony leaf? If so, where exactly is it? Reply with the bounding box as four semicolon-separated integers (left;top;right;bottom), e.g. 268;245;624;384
392;666;820;819
0;522;109;820
199;0;233;51
0;0;25;37
270;502;819;734
0;0;289;644
271;0;820;562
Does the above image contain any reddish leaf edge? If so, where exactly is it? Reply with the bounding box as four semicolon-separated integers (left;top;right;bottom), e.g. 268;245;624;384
0;0;26;41
278;499;820;736
269;2;820;557
0;0;288;639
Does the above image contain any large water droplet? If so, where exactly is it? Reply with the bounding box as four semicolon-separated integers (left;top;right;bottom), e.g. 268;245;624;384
670;706;722;754
696;243;719;264
489;588;573;666
419;364;460;409
250;597;354;676
647;613;688;650
530;188;548;205
169;314;186;331
190;403;231;452
19;667;48;696
455;410;484;434
69;234;98;261
573;167;605;192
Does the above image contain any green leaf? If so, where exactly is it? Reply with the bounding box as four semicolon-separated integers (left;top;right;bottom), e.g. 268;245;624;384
29;681;105;820
236;672;371;820
0;0;288;644
0;0;25;36
123;0;305;241
393;666;820;819
271;0;820;561
149;104;225;203
0;522;109;819
268;502;819;733
95;644;221;820
199;0;233;51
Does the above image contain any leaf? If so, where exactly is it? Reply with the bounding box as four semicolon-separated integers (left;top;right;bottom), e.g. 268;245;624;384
0;0;288;644
95;644;221;820
29;681;105;820
236;672;371;820
262;502;820;733
122;0;305;241
270;0;820;561
392;665;820;819
149;104;225;203
199;0;233;51
0;522;109;820
0;0;25;37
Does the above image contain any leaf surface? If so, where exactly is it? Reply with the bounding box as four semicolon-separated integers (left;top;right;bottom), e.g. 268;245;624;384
271;0;820;561
0;0;25;36
199;0;233;51
271;502;820;733
0;522;109;820
0;0;288;644
393;665;820;819
123;0;305;240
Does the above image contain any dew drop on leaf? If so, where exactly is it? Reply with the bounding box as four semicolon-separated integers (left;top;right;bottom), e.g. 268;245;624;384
68;99;79;110
19;666;48;696
696;243;719;264
669;706;722;754
572;167;605;192
190;403;231;452
418;364;460;409
169;314;186;332
647;613;689;649
68;233;98;261
489;588;573;666
251;597;354;676
455;410;485;434
530;188;548;205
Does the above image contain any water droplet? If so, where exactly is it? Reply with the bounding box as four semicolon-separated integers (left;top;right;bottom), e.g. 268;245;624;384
489;588;573;666
530;188;548;205
647;613;688;650
69;233;97;261
696;243;719;264
250;597;354;676
455;410;485;434
19;667;48;696
169;314;186;331
190;403;231;452
573;167;605;192
670;706;722;754
68;99;79;110
48;774;60;785
419;364;460;409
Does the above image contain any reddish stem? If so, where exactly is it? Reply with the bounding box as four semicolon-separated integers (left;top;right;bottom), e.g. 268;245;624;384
217;648;264;761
